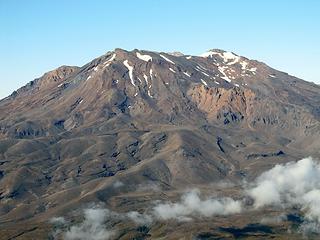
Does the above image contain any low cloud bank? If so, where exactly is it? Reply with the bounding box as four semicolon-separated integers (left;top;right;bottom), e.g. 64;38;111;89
52;191;243;239
153;189;242;221
51;157;320;237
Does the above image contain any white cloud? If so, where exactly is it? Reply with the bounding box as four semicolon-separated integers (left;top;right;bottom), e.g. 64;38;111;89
152;189;242;221
248;180;281;208
64;208;115;240
300;221;320;234
50;216;67;225
126;211;153;225
112;180;124;188
214;180;236;189
260;214;287;224
247;157;320;233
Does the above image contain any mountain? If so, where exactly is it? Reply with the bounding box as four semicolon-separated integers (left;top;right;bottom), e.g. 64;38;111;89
0;48;319;239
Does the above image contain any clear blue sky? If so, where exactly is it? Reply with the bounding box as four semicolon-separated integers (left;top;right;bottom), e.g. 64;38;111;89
0;0;319;99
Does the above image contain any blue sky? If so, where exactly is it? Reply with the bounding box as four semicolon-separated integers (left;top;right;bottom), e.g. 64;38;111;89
0;0;319;99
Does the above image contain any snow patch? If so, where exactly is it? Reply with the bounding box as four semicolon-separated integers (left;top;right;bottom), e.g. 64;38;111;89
223;52;240;65
143;74;149;85
103;53;116;67
200;50;220;58
186;56;192;59
123;60;135;86
240;61;257;74
136;52;152;62
201;71;210;77
201;51;240;65
146;70;154;98
169;68;176;73
201;79;208;86
183;72;191;77
240;61;248;70
198;64;208;70
160;54;175;64
218;66;232;82
149;69;153;79
148;90;153;98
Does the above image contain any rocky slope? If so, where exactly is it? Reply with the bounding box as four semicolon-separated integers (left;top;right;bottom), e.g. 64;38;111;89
0;48;319;239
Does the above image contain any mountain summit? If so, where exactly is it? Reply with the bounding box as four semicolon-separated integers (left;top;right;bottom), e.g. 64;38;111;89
0;48;319;239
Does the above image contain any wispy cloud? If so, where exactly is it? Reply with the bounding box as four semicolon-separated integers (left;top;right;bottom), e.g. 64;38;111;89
135;182;161;192
112;180;124;188
50;216;67;225
126;211;153;225
63;208;116;240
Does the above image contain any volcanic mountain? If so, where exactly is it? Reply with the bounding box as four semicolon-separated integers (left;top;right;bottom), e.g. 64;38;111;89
0;48;319;239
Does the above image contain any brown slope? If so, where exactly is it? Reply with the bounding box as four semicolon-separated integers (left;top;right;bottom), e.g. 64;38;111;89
0;48;319;238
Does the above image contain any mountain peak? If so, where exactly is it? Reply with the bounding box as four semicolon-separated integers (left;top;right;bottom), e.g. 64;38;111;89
167;51;185;57
0;47;320;239
200;49;240;60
